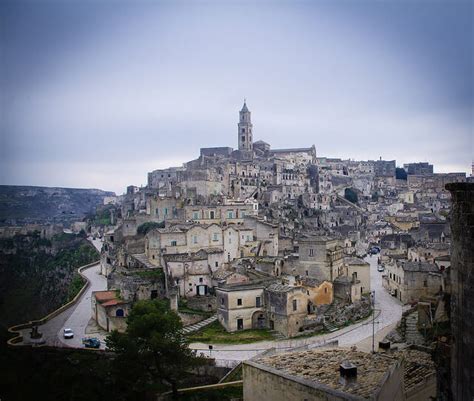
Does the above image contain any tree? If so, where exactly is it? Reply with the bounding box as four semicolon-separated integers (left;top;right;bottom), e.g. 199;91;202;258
344;187;358;204
137;221;165;236
396;167;407;180
106;299;199;400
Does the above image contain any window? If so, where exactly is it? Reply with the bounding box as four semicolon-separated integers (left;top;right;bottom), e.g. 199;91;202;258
241;128;245;133
246;235;251;241
193;235;198;244
309;249;314;257
209;211;215;219
213;233;219;241
305;270;308;276
164;208;168;216
155;208;159;216
221;297;224;305
324;287;328;293
171;240;177;246
293;299;297;311
256;296;261;307
237;298;242;306
215;261;219;267
242;136;245;142
151;290;158;299
199;277;203;283
193;211;199;219
116;309;124;317
227;211;234;219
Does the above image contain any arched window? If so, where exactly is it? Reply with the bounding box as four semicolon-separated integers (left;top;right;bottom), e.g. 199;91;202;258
116;309;124;317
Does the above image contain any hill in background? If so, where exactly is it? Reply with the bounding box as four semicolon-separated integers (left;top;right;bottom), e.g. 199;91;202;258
0;185;115;226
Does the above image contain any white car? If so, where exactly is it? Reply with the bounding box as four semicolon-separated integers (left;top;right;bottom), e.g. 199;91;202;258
63;328;74;339
377;265;385;272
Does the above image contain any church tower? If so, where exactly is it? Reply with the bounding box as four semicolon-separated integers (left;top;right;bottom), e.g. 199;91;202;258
238;101;253;151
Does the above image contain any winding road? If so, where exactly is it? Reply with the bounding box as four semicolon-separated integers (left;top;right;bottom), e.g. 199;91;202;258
18;237;107;348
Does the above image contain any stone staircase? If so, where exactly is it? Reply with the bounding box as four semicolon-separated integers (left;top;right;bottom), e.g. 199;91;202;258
270;330;286;340
405;311;425;346
323;321;339;333
131;253;157;269
182;314;217;334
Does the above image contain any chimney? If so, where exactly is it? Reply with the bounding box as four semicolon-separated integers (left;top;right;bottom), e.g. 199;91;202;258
339;361;357;386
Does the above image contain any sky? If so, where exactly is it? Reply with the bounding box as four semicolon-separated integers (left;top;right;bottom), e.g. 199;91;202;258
1;0;472;195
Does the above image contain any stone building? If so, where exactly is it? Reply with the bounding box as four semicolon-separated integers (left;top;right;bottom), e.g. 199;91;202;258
343;257;371;295
446;183;474;401
407;173;466;191
238;101;253;152
243;349;405;401
163;249;223;298
383;260;442;303
295;236;344;281
404;162;434;176
216;281;267;331
264;283;310;337
91;290;129;333
216;278;333;337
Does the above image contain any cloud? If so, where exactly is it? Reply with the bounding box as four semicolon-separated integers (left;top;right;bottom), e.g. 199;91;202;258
1;1;472;192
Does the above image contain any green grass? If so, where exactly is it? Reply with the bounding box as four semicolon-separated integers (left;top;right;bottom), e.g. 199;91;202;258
67;274;86;301
220;364;242;382
133;269;164;280
187;320;274;344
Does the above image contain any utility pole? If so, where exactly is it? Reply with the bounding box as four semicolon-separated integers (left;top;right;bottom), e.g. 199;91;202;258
371;290;376;353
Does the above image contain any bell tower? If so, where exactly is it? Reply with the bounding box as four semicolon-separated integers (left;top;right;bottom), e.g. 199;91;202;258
238;101;253;151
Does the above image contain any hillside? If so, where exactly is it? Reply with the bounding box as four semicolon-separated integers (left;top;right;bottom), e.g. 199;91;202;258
0;231;99;328
0;185;115;226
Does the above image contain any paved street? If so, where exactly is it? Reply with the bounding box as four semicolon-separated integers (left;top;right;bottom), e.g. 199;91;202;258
189;254;403;364
57;262;107;348
18;237;107;348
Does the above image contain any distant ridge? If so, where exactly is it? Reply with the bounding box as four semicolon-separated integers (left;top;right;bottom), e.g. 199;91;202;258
0;185;116;226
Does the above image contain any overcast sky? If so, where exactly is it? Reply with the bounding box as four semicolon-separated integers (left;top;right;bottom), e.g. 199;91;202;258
1;0;472;194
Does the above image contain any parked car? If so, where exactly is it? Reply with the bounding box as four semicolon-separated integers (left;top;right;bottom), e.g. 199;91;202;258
63;328;74;339
369;246;380;255
377;265;385;272
82;337;101;349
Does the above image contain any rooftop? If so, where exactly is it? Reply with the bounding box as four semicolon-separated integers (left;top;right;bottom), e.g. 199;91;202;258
252;348;400;399
344;257;369;266
266;282;296;293
93;290;119;302
398;261;439;273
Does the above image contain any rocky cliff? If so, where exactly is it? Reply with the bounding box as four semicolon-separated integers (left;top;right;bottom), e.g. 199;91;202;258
0;185;115;226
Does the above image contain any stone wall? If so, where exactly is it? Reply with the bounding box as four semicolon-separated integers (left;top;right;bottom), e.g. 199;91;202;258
446;183;474;401
187;295;216;312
